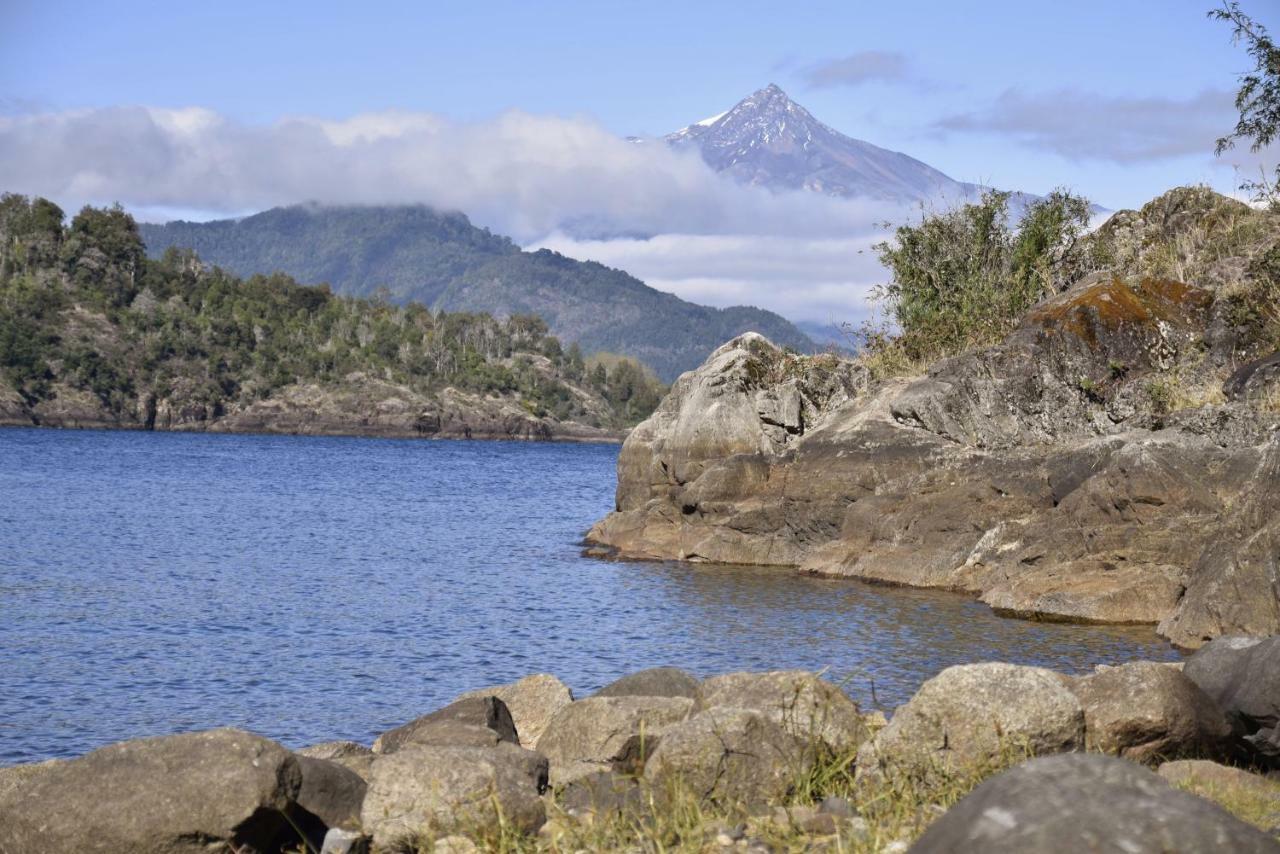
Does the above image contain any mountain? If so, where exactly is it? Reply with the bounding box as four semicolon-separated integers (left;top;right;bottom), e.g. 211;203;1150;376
664;84;988;205
140;206;815;382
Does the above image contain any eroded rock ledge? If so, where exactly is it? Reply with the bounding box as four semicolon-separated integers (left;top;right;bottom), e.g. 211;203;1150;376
589;190;1280;648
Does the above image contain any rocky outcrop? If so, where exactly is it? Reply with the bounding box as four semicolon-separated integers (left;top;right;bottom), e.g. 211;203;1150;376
2;375;622;443
911;753;1280;853
589;276;1280;646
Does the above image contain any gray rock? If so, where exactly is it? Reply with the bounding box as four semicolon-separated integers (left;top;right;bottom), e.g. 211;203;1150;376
373;695;518;754
856;663;1084;788
456;673;574;749
909;753;1280;853
0;728;307;854
320;826;370;854
360;742;548;849
595;666;700;700
695;670;868;754
536;695;694;785
1070;661;1233;762
1185;636;1280;765
559;770;648;822
295;754;367;831
587;267;1280;648
298;740;375;781
643;708;812;807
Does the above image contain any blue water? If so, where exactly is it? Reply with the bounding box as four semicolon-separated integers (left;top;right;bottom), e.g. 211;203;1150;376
0;428;1179;764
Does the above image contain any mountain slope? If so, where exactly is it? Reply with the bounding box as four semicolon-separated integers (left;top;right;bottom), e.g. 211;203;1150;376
140;205;814;382
665;84;984;204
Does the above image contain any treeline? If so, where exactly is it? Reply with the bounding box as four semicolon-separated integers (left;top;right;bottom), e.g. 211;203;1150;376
0;194;664;429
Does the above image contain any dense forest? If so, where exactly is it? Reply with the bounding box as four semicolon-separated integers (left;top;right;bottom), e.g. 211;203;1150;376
0;194;665;437
140;204;816;381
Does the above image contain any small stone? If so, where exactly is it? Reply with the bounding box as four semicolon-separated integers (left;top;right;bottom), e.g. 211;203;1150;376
320;827;369;854
882;841;910;854
818;795;856;817
432;835;479;854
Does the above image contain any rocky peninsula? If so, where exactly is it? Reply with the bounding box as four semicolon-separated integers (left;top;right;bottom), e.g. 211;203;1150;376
2;637;1278;852
588;188;1280;649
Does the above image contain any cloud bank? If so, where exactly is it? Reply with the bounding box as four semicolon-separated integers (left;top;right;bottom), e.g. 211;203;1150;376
0;104;902;324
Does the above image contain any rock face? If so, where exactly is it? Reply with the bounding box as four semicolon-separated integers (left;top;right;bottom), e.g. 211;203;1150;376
1070;661;1233;762
856;664;1084;786
535;696;694;785
360;742;548;848
1184;636;1280;765
373;695;518;754
694;670;869;754
456;673;574;749
910;753;1280;853
589;262;1280;647
0;728;307;854
295;755;367;831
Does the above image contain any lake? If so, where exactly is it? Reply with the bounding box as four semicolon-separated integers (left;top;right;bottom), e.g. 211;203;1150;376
0;427;1179;764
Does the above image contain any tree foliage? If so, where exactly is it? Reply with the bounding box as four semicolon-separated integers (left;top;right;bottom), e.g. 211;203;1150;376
1211;2;1280;205
0;194;664;428
871;190;1091;363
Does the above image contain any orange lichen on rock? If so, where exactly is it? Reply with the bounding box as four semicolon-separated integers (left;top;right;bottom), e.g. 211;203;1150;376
1030;278;1213;347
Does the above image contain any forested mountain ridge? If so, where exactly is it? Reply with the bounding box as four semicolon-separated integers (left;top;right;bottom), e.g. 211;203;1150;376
0;194;665;440
139;205;816;382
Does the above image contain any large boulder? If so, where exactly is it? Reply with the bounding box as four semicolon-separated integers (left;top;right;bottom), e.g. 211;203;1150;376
1184;636;1280;765
294;755;367;832
857;664;1084;787
910;754;1280;853
695;670;869;754
0;728;309;854
373;695;518;754
643;708;813;807
360;742;548;849
1070;661;1233;762
536;695;694;785
594;667;700;700
456;673;574;749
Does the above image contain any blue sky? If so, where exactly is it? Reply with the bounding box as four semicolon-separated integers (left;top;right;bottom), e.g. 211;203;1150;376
1;0;1271;322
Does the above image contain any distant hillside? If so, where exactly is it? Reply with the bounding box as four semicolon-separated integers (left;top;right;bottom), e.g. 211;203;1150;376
0;194;665;440
139;206;815;381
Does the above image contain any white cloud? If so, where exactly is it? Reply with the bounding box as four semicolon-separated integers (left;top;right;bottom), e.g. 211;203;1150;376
529;232;889;323
0;103;916;322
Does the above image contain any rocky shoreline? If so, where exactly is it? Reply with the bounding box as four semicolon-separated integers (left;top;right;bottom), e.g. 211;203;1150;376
2;637;1278;852
588;190;1280;649
0;377;626;444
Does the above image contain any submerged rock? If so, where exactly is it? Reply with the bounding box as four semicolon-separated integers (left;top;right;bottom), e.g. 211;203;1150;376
910;753;1280;853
